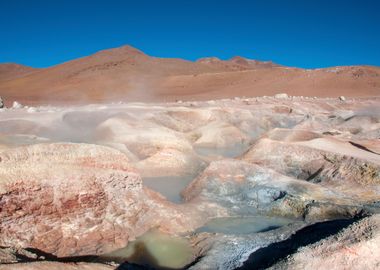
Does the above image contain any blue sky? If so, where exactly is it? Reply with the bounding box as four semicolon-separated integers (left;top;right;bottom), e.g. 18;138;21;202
1;0;379;68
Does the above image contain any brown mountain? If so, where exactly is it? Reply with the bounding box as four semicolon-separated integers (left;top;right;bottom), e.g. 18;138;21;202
0;63;38;81
0;45;379;105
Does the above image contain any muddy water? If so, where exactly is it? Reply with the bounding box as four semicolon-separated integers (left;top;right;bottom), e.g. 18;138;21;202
102;230;193;269
197;216;296;234
142;175;195;203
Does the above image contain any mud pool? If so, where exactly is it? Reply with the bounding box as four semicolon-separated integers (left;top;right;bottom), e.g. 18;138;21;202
101;230;193;269
142;175;195;203
197;216;297;234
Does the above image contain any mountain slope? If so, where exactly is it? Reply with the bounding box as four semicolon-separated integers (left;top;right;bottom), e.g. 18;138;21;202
0;45;379;105
0;63;38;81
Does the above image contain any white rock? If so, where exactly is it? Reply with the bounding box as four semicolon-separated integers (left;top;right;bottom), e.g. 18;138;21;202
12;101;23;109
27;107;37;113
339;96;346;101
274;93;289;99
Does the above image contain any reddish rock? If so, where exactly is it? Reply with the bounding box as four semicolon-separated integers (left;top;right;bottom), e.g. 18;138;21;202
0;143;198;257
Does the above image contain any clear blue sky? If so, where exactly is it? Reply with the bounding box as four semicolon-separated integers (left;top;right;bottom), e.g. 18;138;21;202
1;0;379;68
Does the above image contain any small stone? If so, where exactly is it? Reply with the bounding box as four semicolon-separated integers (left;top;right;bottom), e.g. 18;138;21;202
339;96;346;101
27;107;37;113
0;97;4;108
12;101;23;109
274;93;289;99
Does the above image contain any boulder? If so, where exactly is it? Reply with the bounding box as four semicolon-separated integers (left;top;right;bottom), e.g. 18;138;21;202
0;143;197;257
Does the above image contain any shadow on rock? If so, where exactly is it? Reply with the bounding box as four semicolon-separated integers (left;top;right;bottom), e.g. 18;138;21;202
237;217;362;270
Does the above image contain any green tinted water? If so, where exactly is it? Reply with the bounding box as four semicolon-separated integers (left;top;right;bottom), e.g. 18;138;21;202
102;230;193;269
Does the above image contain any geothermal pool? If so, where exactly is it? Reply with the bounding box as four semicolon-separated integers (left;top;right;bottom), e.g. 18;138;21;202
197;216;297;235
102;230;193;269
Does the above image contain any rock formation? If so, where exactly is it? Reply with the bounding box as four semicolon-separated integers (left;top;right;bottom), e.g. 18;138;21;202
0;96;379;269
0;143;202;257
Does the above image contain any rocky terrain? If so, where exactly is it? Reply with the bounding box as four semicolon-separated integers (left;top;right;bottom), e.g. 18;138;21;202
0;45;379;106
0;95;379;269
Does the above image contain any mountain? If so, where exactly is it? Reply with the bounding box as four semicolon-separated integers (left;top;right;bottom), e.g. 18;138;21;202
0;45;379;105
0;63;38;81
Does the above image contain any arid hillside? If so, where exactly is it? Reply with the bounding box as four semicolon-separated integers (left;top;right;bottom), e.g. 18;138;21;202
0;45;379;105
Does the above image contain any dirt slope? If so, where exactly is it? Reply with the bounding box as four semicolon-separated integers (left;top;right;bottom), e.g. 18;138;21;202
0;63;38;81
0;45;379;105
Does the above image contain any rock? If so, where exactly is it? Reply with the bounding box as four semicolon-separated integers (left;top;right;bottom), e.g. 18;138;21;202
95;116;193;159
190;216;378;270
274;93;289;99
0;97;3;108
12;101;23;109
241;137;380;200
27;107;37;113
191;121;251;151
182;159;360;220
269;214;380;270
339;95;346;101
0;246;41;264
256;187;287;205
0;261;114;270
0;143;198;257
0;96;379;269
189;221;306;270
135;148;205;178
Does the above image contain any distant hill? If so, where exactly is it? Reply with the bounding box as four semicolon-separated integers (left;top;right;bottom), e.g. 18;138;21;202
0;63;38;81
0;45;379;105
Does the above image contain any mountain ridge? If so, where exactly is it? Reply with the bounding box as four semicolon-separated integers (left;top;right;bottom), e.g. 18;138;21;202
0;45;379;105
